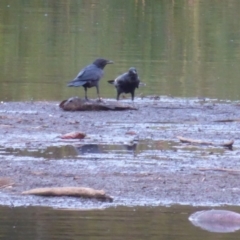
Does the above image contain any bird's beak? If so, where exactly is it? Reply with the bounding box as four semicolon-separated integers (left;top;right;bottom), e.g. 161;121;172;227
107;60;114;64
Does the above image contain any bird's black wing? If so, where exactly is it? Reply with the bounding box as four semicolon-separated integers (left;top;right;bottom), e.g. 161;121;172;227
136;76;141;88
114;72;129;86
68;64;103;87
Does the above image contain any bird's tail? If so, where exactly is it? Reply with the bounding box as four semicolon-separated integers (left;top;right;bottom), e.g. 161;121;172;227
67;82;74;87
107;80;114;84
67;80;86;87
139;82;146;87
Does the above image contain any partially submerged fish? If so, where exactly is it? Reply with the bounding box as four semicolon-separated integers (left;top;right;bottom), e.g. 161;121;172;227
189;209;240;233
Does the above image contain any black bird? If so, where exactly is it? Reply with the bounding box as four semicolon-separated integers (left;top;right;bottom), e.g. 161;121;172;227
108;67;140;101
67;58;113;100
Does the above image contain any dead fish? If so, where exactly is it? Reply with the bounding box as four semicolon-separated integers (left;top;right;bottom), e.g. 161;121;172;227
189;209;240;233
59;97;137;111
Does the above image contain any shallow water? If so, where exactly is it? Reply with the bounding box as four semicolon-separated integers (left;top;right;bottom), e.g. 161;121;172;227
0;139;178;159
0;205;240;239
1;1;240;101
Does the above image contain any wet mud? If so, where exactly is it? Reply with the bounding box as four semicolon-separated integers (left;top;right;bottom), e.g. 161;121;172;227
1;96;240;209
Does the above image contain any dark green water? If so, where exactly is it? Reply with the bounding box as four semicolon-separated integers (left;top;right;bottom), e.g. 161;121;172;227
0;205;240;239
1;0;240;101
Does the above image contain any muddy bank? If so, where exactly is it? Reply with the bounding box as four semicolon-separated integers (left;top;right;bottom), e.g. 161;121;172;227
1;96;240;209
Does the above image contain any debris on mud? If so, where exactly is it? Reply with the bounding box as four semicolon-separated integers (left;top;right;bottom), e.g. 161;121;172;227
60;132;86;139
198;168;240;173
59;97;137;111
22;187;113;202
177;136;234;150
0;178;14;189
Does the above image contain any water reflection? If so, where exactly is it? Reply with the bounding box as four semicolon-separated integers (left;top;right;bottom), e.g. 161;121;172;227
0;145;77;159
1;1;240;101
0;143;138;159
0;139;179;160
76;143;137;155
0;138;209;161
76;144;103;155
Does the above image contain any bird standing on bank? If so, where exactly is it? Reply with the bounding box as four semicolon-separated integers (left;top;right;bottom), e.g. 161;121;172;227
108;67;140;101
67;58;113;101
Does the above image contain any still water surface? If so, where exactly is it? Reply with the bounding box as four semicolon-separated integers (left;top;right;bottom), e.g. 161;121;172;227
1;0;240;101
0;205;240;239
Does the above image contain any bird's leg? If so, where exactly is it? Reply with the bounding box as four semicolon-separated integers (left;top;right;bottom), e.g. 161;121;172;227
131;91;135;107
96;85;102;102
131;91;135;101
116;92;120;101
84;87;89;101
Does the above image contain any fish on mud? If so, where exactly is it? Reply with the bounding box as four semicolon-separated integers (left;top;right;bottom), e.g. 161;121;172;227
59;97;137;111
